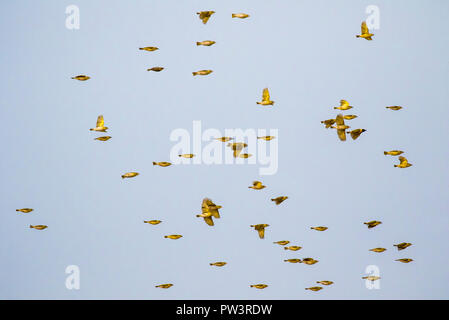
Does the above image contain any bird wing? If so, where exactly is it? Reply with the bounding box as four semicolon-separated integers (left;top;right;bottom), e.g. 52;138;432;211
335;114;345;126
262;88;270;102
350;130;360;140
337;129;346;141
253;181;261;186
96;115;104;127
398;156;408;165
204;216;214;226
258;228;265;239
340;100;349;108
361;21;369;34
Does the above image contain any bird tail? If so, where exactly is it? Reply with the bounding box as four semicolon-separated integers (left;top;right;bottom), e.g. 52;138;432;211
164;236;168;238
192;72;197;76
384;151;387;155
139;48;143;50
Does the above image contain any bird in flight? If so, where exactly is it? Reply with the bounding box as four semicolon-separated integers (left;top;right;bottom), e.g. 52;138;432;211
331;114;350;141
196;40;216;46
394;156;412;168
250;224;269;239
347;128;367;140
232;13;250;19
71;75;90;81
257;88;274;106
249;181;266;190
334;100;353;110
90;115;108;132
356;21;374;40
197;11;215;24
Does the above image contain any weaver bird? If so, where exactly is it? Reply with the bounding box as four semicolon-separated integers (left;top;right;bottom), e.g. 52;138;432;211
197;11;215;24
71;75;90;81
321;119;336;128
356;21;374;40
347;129;367;140
369;248;386;253
284;259;301;263
210;262;227;267
249;181;266;190
334;100;353;110
394;156;412;168
394;242;412;251
271;196;288;205
196;40;216;46
256;88;274;106
178;154;195;158
284;246;302;251
164;235;182;240
386;106;402;110
201;198;221;219
311;226;328;231
363;276;380;282
155;284;173;289
153;162;172;167
364;220;382;229
250;284;268;289
147;67;164;72
273;240;290;246
343;115;358;120
305;286;323;291
30;225;47;230
396;258;413;263
331;114;349;141
250;224;269;239
144;220;162;225
384;150;404;156
95;136;111;141
317;281;334;286
239;153;252;158
192;70;213;76
257;136;275;141
216;137;233;142
227;142;247;157
301;258;318;265
139;47;158;52
232;13;249;19
121;172;139;179
90;115;108;132
16;208;33;213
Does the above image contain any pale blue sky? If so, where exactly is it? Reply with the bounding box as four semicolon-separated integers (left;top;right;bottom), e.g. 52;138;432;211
1;0;448;299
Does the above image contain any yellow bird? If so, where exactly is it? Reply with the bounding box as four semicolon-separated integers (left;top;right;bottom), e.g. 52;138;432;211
249;181;266;190
250;284;268;289
331;114;350;141
71;75;90;81
321;119;336;129
95;136;111;141
232;13;250;19
197;11;215;24
210;262;227;267
155;284;173;289
121;172;139;179
284;246;302;251
394;156;412;168
362;276;380;281
334;100;353;110
147;67;164;72
139;47;158;52
301;258;319;265
273;240;290;246
192;70;213;76
216;137;233;142
396;258;413;263
90;115;108;132
16;208;33;213
196;40;216;46
30;225;47;230
394;242;412;251
317;281;334;286
284;259;302;263
356;21;374;40
144;220;162;225
164;235;183;240
311;226;328;231
250;224;269;239
257;136;275;141
364;220;382;229
347;129;367;140
239;153;252;158
271;196;288;205
178;154;195;158
227;142;247;157
256;88;274;106
305;286;323;291
201;198;221;219
384;150;404;156
370;248;387;253
153;162;172;167
343;115;358;120
386;106;402;110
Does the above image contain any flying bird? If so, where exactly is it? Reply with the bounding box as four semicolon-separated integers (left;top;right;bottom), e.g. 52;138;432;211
284;259;302;263
356;21;374;40
139;47;158;52
90;115;108;132
30;225;47;230
147;67;164;72
273;240;290;246
71;75;90;81
249;181;266;190
394;156;412;168
232;13;250;19
386;106;402;110
210;262;227;267
216;137;233;142
121;172;139;179
250;224;269;239
363;276;380;282
364;221;382;229
384;150;404;156
370;248;387;253
284;246;302;251
321;119;336;128
196;40;216;46
305;286;323;291
271;196;288;205
257;136;275;141
197;11;215;24
311;226;328;231
155;284;173;289
153;162;172;167
144;220;162;225
16;208;33;213
250;284;268;289
301;258;319;265
95;136;111;141
256;88;274;106
347;129;367;140
334;100;353;110
317;281;334;286
192;70;213;76
394;242;412;251
343;115;358;120
164;235;183;240
396;258;413;263
178;154;195;158
331;114;350;141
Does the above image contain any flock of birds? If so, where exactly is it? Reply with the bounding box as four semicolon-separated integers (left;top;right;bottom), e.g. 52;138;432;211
16;11;415;294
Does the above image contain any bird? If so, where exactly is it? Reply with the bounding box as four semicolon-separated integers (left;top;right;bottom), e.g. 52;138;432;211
227;142;247;157
197;11;215;24
284;246;302;251
30;225;47;230
343;115;358;120
232;13;250;19
256;88;274;106
144;220;162;225
273;240;290;246
71;75;90;81
394;156;412;168
155;284;173;289
139;47;158;52
210;262;227;267
396;258;413;263
147;67;164;72
334;100;353;110
305;286;323;291
250;224;269;239
196;40;216;46
192;70;213;76
321;119;336;128
250;284;268;289
121;172;139;179
257;136;275;141
311;226;328;231
249;181;266;190
153;162;172;167
284;259;302;263
356;21;374;40
347;129;367;140
363;276;380;282
364;221;382;229
215;137;233;142
271;196;288;205
201;198;221;219
331;114;350;141
164;235;183;240
317;281;334;286
196;211;215;226
394;242;412;251
384;150;404;156
301;258;319;265
16;208;33;213
90;115;108;132
369;248;387;253
386;106;402;110
95;136;111;141
178;154;195;158
239;153;252;158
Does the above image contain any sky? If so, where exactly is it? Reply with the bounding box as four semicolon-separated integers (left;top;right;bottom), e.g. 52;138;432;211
0;0;448;300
